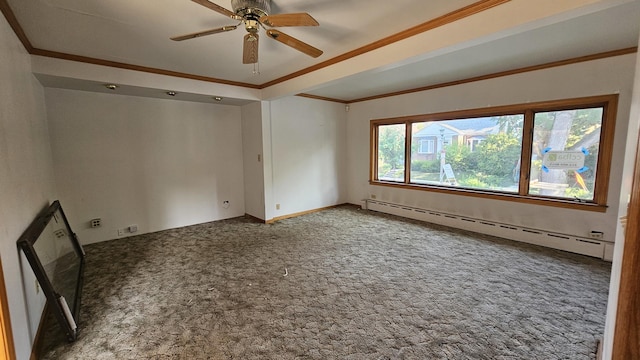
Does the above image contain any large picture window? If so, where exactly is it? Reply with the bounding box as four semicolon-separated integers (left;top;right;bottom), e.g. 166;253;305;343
370;95;617;211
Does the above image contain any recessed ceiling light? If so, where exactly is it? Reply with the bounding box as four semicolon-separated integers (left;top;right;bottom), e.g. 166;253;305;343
166;91;177;96
213;96;223;101
104;84;118;90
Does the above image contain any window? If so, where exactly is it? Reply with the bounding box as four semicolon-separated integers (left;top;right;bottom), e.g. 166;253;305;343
370;95;617;211
529;108;604;202
419;140;435;154
467;138;483;152
376;123;405;182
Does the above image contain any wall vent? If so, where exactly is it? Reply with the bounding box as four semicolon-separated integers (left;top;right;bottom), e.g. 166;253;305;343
547;233;570;240
500;225;518;231
363;199;611;260
522;229;542;235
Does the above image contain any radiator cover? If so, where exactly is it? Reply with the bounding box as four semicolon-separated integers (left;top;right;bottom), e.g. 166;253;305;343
364;199;612;260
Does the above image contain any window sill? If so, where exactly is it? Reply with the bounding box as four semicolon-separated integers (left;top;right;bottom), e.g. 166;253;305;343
369;180;608;212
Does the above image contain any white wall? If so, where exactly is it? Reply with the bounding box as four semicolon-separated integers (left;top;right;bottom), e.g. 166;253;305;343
347;54;637;242
269;97;348;218
0;14;56;360
241;101;266;220
603;36;640;359
46;88;245;244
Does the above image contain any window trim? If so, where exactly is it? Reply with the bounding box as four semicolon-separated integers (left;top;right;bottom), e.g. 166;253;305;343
369;94;618;212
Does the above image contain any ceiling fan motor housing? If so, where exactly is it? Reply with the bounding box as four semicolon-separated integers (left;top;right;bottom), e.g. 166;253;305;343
231;0;271;19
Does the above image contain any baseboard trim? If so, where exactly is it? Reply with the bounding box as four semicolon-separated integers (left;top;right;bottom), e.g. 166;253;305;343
30;302;49;360
266;204;348;224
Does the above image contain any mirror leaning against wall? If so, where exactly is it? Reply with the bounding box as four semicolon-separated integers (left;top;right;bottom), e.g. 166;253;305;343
17;200;85;342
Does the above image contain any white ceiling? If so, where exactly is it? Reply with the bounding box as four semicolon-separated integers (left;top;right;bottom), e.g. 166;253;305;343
307;1;640;101
8;0;477;84
5;0;640;103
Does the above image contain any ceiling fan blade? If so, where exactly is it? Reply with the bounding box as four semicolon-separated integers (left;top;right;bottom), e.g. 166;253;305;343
171;25;238;41
266;29;323;58
191;0;238;19
243;33;259;64
260;13;319;27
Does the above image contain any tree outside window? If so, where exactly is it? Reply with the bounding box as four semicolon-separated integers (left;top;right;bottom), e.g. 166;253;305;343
377;124;405;182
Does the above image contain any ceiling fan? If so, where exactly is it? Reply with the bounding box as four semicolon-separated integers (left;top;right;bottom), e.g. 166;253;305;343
171;0;323;64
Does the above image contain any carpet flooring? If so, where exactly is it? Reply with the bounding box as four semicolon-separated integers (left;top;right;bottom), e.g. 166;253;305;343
40;205;611;359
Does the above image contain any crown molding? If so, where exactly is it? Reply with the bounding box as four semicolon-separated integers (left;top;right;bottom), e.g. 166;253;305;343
0;0;510;92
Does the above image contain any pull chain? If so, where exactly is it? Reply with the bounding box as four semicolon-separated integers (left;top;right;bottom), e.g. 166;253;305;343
253;61;260;75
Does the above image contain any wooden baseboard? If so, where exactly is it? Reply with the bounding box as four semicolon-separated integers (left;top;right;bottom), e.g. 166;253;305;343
596;338;603;360
266;203;349;224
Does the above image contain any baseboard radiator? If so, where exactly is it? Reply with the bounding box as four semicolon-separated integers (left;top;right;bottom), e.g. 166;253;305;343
363;199;613;260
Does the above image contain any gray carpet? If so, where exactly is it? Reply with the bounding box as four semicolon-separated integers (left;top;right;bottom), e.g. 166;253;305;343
41;205;611;359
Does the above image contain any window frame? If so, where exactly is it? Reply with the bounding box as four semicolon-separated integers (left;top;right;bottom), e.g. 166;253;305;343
369;94;618;212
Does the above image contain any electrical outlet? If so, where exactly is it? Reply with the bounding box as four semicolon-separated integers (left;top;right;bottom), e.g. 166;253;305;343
589;231;604;240
276;204;281;210
222;200;230;209
90;218;102;228
129;224;138;233
117;228;125;236
370;194;377;199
